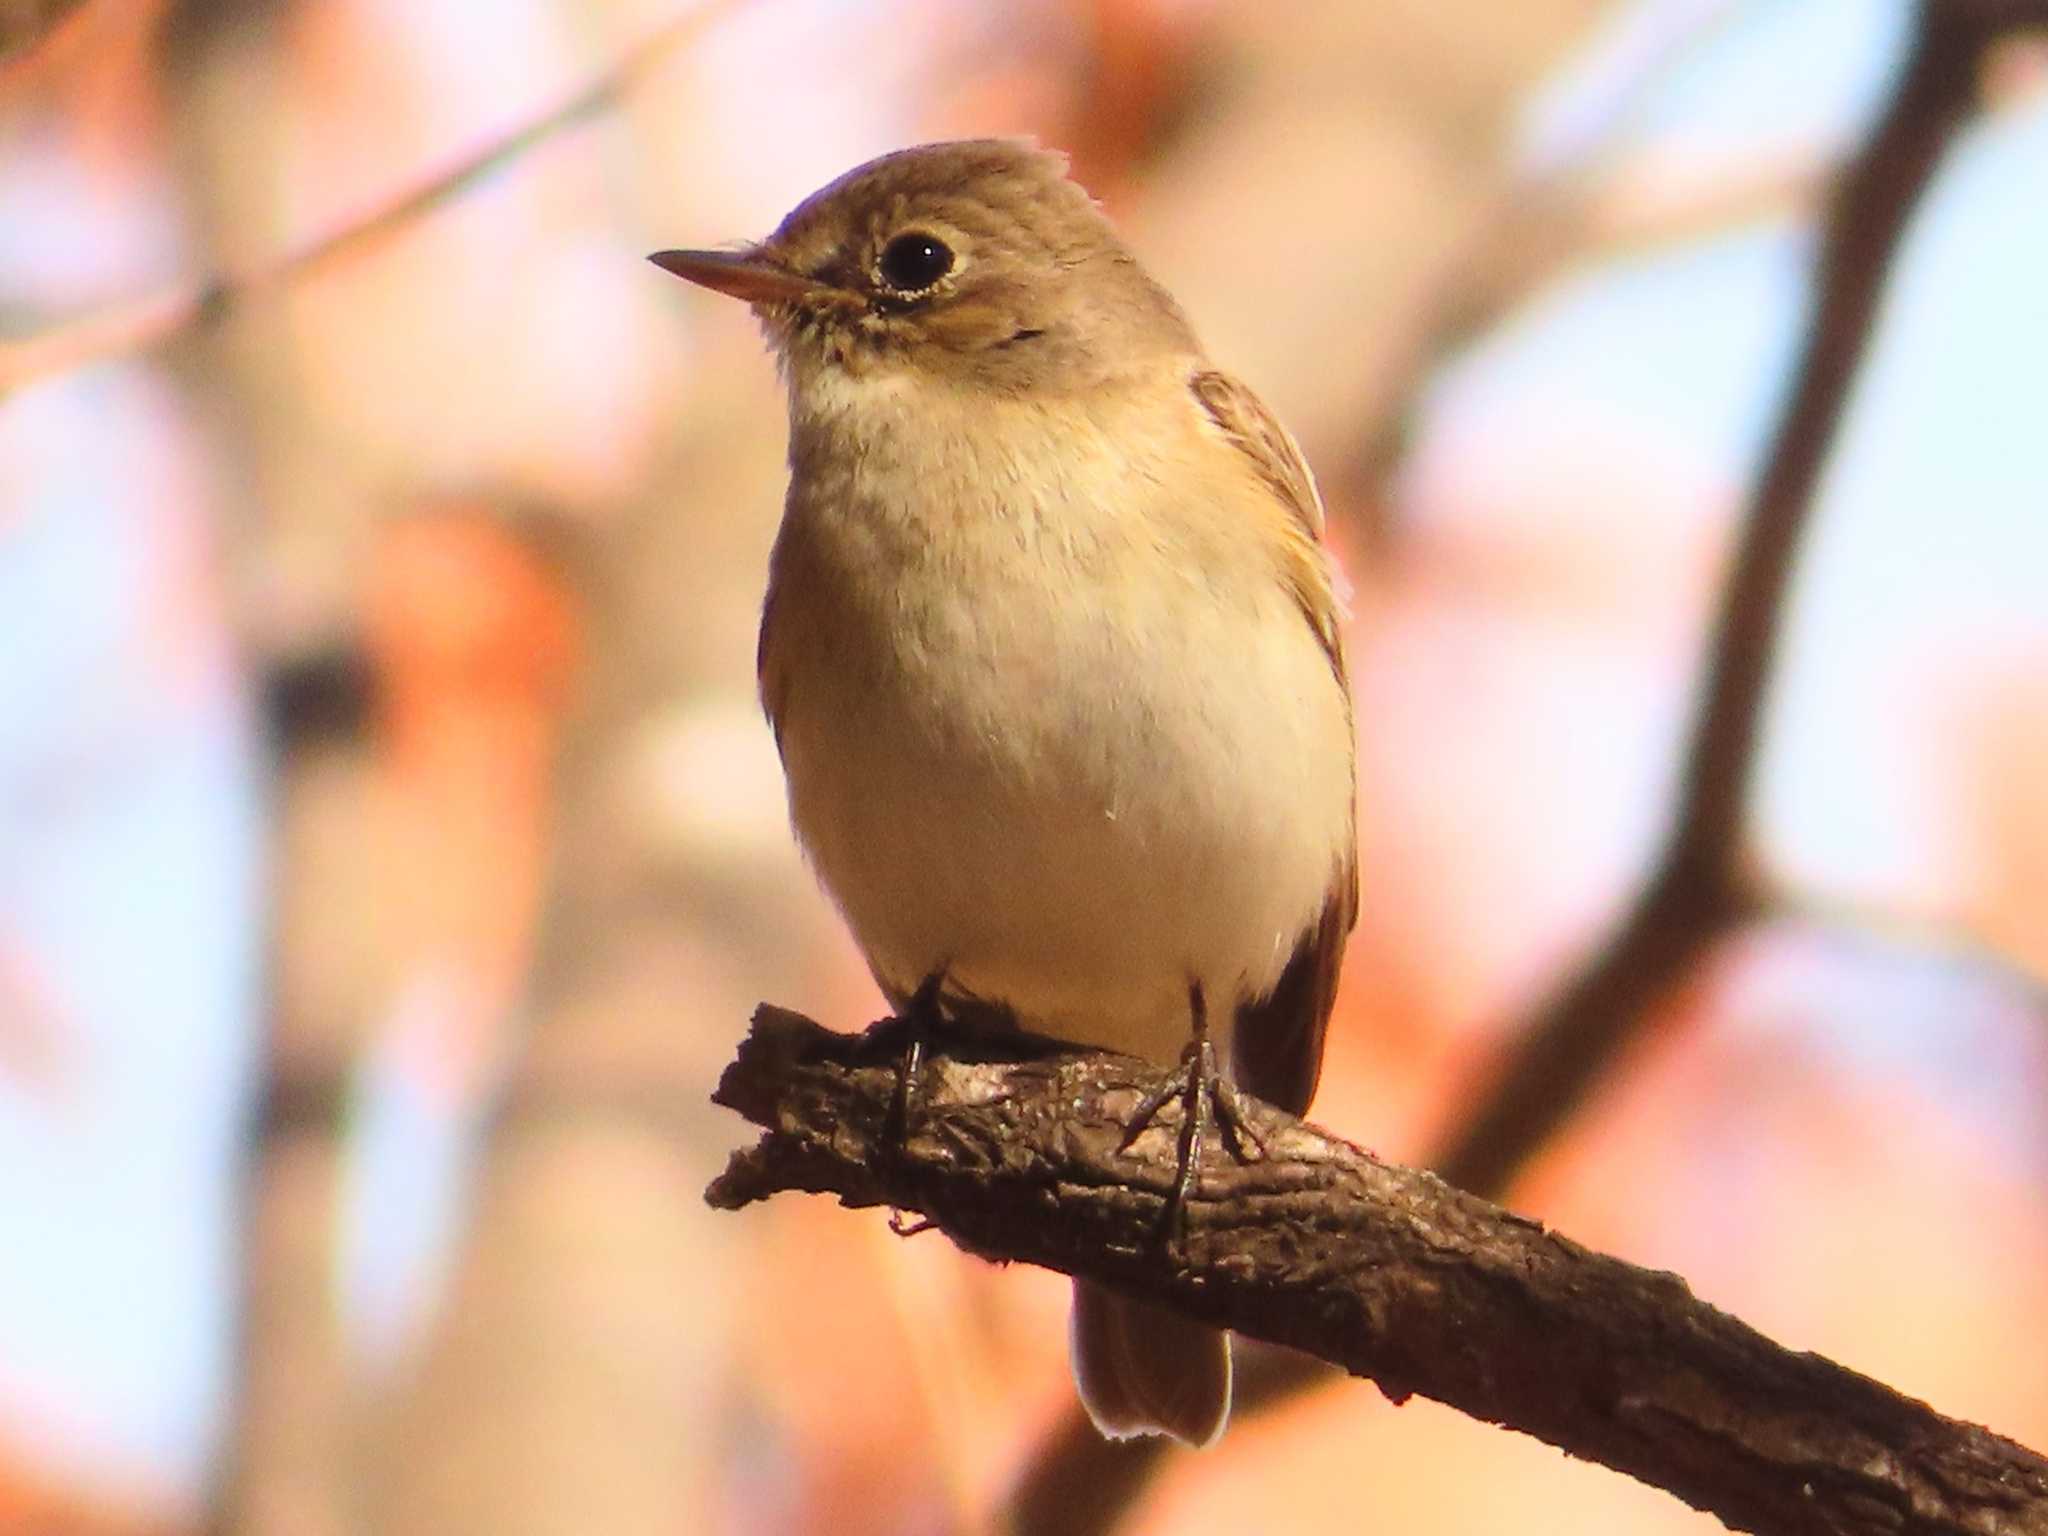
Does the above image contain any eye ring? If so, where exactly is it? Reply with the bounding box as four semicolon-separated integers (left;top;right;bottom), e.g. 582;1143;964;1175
876;230;956;295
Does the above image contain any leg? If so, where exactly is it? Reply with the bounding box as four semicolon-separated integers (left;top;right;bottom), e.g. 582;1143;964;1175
1118;982;1265;1239
887;965;949;1142
878;967;949;1239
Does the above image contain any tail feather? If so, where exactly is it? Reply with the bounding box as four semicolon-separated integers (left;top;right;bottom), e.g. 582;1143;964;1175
1069;1280;1230;1447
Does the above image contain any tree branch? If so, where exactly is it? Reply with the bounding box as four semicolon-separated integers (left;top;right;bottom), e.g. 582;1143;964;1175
711;1006;2048;1536
1428;0;1997;1202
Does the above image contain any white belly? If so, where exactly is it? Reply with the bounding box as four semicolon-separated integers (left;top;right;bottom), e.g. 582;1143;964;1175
769;512;1353;1068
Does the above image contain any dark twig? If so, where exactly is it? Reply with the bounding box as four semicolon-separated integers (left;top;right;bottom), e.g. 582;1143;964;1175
712;1007;2048;1536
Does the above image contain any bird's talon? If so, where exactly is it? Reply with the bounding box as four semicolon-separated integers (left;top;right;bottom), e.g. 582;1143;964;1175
1210;1076;1268;1163
1117;1075;1185;1153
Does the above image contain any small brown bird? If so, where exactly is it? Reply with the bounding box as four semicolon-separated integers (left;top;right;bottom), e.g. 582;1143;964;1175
654;139;1356;1447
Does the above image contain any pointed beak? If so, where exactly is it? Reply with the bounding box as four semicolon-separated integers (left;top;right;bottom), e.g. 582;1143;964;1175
648;247;838;305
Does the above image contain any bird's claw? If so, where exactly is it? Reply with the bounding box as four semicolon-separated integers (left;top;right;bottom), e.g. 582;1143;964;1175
1116;983;1262;1242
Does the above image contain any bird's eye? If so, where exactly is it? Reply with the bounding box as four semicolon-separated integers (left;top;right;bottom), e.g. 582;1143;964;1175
877;231;955;293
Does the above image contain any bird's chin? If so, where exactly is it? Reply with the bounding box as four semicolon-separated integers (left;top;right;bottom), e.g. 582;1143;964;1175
766;311;901;382
748;301;824;361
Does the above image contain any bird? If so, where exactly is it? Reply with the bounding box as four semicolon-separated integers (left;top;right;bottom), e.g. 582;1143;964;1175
652;138;1356;1448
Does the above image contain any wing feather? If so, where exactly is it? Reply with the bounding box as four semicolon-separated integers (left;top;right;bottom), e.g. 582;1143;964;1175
1190;368;1358;1116
1188;369;1346;688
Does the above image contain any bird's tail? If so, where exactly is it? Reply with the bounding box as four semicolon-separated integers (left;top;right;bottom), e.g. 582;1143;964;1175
1068;1279;1231;1447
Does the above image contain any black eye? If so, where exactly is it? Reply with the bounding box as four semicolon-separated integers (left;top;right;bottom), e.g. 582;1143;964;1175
877;231;954;293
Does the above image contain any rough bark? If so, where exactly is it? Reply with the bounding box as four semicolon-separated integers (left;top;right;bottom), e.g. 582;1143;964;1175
712;1007;2048;1536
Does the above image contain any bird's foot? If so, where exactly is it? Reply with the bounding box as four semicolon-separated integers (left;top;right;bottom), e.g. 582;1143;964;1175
875;969;951;1238
883;967;949;1145
1117;983;1266;1242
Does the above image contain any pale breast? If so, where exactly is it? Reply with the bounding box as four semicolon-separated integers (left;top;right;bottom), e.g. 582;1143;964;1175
761;374;1354;1066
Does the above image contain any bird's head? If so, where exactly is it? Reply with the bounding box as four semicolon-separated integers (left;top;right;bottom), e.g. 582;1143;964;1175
651;139;1196;397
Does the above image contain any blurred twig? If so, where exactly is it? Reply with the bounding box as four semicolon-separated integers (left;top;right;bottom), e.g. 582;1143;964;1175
0;0;743;399
1004;1;2041;1529
1765;889;2048;1014
716;1006;2048;1536
1332;0;1752;517
0;0;98;74
1337;151;1828;515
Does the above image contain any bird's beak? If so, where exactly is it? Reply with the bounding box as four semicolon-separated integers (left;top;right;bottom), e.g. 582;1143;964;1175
648;247;839;305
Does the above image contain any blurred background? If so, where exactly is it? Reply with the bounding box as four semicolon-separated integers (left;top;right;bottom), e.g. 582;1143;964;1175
3;0;2047;1532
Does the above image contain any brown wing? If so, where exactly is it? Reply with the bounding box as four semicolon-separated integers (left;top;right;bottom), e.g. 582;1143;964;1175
1190;368;1358;1117
1188;369;1345;687
756;518;801;754
756;577;786;744
1233;879;1354;1115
